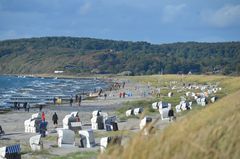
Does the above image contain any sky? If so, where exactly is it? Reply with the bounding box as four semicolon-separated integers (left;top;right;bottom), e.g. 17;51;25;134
0;0;240;44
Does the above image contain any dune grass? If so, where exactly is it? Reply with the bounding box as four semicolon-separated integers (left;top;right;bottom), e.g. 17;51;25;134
94;130;135;138
99;75;240;159
52;151;98;159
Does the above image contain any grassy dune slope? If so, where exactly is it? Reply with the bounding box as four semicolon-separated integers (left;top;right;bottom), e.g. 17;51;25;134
99;75;240;159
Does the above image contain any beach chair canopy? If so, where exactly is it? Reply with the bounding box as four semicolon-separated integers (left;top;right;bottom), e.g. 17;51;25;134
0;144;21;159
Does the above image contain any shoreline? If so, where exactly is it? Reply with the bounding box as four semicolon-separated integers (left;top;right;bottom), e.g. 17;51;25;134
1;73;120;79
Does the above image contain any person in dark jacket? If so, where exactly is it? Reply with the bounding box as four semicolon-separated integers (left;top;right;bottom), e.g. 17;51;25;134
78;95;82;106
53;97;57;105
70;98;73;106
0;125;5;135
98;88;103;96
39;121;48;137
75;94;78;102
52;112;58;126
104;93;107;100
168;108;175;122
23;102;27;111
39;105;43;111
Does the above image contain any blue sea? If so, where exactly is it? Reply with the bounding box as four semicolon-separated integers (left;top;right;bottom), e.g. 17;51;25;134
0;75;109;106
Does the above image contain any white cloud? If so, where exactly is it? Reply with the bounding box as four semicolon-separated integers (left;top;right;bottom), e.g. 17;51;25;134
201;4;240;28
162;4;187;23
78;2;92;15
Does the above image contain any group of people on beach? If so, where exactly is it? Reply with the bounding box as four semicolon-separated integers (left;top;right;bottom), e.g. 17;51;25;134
13;102;31;112
32;105;59;126
119;92;126;98
39;111;58;135
52;95;82;107
109;81;126;91
69;95;82;107
0;111;58;138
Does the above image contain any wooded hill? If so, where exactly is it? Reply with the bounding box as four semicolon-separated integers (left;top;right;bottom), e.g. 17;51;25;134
0;37;239;75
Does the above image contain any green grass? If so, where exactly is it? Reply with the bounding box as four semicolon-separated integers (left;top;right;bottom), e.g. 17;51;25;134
44;135;57;142
52;151;98;159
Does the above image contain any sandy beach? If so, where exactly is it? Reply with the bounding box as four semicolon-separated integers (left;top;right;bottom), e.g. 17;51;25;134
0;78;170;159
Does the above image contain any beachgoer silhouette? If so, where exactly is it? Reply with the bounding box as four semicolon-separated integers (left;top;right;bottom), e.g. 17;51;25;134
104;93;107;100
98;88;103;96
39;105;43;111
14;102;17;110
53;97;57;105
70;98;73;106
23;102;27;111
78;95;82;106
168;108;175;121
52;112;58;126
26;103;30;112
75;95;78;102
122;81;125;88
0;125;4;135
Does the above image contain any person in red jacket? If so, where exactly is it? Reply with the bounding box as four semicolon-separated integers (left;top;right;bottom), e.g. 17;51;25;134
41;112;46;122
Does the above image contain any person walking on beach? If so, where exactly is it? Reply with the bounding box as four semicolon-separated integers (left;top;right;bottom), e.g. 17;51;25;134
52;112;58;127
70;98;73;106
26;103;30;112
122;81;125;88
168;108;175;122
39;121;47;137
123;92;126;98
75;94;78;102
78;95;82;106
0;125;5;136
53;97;57;105
104;93;107;100
14;102;17;110
119;92;122;98
41;112;46;121
39;105;43;111
23;102;27;111
98;88;103;96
